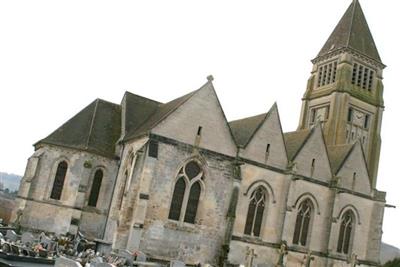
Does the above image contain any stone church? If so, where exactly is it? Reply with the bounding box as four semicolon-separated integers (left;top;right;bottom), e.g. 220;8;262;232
13;1;388;266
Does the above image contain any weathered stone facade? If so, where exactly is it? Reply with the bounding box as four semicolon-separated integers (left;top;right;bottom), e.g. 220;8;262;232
13;1;388;266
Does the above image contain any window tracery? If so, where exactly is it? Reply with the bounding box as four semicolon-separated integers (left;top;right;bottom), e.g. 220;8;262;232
293;199;313;246
337;210;355;254
244;186;267;237
168;160;203;224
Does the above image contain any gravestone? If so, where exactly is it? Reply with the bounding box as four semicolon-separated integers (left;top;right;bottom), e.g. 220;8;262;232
133;250;147;262
5;230;18;242
119;250;135;266
21;232;35;245
257;264;273;267
55;256;83;267
40;232;57;251
1;243;11;253
94;239;112;256
11;244;20;255
170;260;185;267
91;263;114;267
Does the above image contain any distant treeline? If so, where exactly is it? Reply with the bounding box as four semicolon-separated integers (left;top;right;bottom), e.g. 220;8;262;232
0;172;21;191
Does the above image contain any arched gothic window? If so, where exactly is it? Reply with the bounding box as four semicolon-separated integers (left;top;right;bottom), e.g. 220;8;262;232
244;186;267;237
50;161;68;200
88;169;103;207
337;210;355;254
168;160;203;224
293;199;313;246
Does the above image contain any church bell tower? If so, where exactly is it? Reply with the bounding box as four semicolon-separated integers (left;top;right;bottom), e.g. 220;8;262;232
298;0;385;188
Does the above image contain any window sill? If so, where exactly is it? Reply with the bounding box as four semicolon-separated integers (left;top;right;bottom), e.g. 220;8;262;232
290;244;309;253
240;234;264;244
164;220;200;233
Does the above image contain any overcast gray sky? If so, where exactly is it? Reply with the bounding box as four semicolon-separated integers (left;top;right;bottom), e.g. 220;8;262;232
1;0;399;248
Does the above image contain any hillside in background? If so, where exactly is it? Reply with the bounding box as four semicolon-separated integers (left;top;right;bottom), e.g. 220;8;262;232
0;172;21;191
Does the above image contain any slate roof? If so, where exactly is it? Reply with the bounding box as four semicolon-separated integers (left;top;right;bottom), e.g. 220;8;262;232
123;86;202;141
35;80;212;158
35;99;121;158
122;91;160;136
327;144;354;174
317;0;382;63
229;113;268;148
283;129;312;161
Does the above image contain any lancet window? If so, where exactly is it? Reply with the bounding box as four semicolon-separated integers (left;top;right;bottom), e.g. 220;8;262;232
244;186;267;237
337;210;355;254
169;160;204;224
88;169;103;207
50;161;68;200
293;199;313;246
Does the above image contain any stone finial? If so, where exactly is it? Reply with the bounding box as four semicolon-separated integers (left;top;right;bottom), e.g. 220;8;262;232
207;75;214;82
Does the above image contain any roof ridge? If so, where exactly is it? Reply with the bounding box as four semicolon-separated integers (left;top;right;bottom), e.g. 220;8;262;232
330;141;357;175
123;81;210;141
345;0;357;48
123;91;162;105
290;127;315;161
316;0;382;63
229;112;268;124
96;98;120;107
86;99;100;149
142;85;204;131
241;104;278;148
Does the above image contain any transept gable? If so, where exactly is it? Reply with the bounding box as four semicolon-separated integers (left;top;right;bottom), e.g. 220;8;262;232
289;124;333;182
283;129;311;162
123;88;198;141
235;104;288;169
151;78;237;157
335;141;372;194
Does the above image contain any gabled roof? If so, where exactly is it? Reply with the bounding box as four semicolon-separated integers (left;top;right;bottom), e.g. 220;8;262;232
123;82;208;141
283;129;312;161
327;144;354;174
36;99;121;158
122;91;160;136
316;0;381;63
229;113;268;148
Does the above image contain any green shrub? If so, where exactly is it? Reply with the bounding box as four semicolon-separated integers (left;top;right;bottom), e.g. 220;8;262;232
383;258;400;267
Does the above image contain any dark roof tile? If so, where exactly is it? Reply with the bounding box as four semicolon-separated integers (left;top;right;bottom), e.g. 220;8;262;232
317;0;381;62
283;129;312;160
229;113;268;147
36;99;121;158
327;144;355;175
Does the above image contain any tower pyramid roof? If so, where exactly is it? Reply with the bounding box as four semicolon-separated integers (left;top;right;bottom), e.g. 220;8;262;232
316;0;381;63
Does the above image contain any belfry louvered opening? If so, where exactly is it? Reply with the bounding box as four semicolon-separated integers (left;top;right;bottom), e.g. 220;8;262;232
317;61;338;87
351;63;374;91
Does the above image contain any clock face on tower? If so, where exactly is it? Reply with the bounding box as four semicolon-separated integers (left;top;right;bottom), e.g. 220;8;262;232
310;105;329;125
348;107;370;129
315;107;328;121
